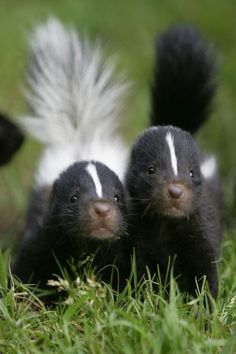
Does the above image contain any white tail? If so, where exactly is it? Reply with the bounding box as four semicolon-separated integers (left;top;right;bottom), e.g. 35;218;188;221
21;17;129;186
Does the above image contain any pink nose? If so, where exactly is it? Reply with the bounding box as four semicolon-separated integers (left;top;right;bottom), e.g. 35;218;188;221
91;201;112;218
168;184;184;199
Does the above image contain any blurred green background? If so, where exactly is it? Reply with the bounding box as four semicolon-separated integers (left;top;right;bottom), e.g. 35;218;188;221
1;0;236;245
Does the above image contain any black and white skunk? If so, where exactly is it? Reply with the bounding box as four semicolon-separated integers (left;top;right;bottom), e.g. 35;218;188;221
0;112;24;166
12;18;131;298
126;26;224;298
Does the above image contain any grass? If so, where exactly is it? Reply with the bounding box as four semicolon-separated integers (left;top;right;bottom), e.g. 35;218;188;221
0;242;236;353
1;0;236;352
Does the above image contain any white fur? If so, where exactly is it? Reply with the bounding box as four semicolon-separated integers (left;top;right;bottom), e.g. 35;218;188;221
200;156;217;179
165;132;178;176
20;17;129;186
36;135;128;186
35;144;77;186
86;163;103;198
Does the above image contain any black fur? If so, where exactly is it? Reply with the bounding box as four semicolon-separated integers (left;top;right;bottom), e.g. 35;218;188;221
0;113;24;165
13;161;130;301
150;25;216;134
126;126;224;298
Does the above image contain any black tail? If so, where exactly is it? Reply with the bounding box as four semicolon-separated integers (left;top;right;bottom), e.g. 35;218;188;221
150;25;216;134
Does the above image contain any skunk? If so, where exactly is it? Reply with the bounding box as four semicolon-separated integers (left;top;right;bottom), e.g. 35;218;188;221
0;112;24;165
12;18;130;298
150;25;216;134
126;26;224;298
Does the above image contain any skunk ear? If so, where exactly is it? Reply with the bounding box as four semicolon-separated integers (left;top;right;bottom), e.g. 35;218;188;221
0;112;24;166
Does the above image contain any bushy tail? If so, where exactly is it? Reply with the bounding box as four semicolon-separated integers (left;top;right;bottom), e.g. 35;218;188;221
21;18;129;185
23;17;128;144
150;25;217;134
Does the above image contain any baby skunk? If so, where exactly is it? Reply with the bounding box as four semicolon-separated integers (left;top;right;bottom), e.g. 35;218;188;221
126;126;223;298
12;18;130;298
126;26;224;298
0;112;24;166
13;161;128;296
150;25;216;134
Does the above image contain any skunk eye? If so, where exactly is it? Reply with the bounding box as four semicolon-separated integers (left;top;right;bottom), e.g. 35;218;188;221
114;194;120;203
70;195;78;204
147;166;155;175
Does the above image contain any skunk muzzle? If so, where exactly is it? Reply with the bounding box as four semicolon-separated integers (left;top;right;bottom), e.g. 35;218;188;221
167;183;187;200
154;182;193;218
89;201;114;220
85;200;122;240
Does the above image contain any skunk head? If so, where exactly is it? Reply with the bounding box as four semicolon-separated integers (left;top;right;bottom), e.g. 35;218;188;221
48;161;127;240
126;126;203;219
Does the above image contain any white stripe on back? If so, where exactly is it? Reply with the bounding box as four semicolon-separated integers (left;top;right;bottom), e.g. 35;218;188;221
86;163;103;198
165;132;178;176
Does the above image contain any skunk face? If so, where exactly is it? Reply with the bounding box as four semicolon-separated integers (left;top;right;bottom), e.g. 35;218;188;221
126;126;202;219
49;161;127;240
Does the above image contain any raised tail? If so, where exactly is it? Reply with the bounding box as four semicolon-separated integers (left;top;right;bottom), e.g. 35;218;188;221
21;18;129;185
150;25;217;134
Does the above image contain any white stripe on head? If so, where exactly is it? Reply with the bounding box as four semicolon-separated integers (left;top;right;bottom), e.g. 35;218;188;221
200;156;216;179
165;132;178;176
86;163;103;198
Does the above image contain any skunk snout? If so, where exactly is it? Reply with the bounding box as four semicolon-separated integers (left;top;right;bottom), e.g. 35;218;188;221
163;181;192;207
167;183;186;199
90;201;114;220
84;199;122;240
153;181;193;218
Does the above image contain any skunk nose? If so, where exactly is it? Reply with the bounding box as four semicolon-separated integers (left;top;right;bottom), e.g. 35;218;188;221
90;201;113;219
168;184;184;199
